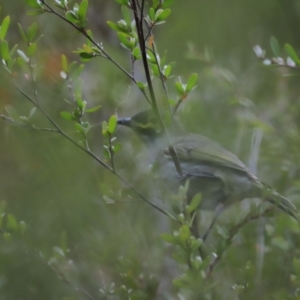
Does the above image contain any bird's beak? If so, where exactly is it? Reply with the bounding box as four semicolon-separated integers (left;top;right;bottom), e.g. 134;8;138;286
117;117;132;126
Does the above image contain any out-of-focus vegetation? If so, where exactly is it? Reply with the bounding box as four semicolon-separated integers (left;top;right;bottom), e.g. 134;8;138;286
1;1;300;299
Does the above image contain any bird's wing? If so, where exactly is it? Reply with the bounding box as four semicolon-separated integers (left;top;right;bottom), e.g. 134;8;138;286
165;134;249;173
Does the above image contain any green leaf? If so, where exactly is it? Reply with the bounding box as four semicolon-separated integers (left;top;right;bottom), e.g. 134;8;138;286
117;32;134;50
70;64;84;81
121;5;131;26
175;81;185;96
107;21;120;32
9;44;18;56
149;7;155;22
151;64;160;77
108;115;117;134
73;107;81;119
79;0;88;19
103;146;111;160
187;193;201;213
68;61;78;73
85;105;102;113
65;11;79;24
74;78;83;98
7;214;19;232
113;143;122;153
61;54;68;72
171;205;181;215
19;116;29;123
186;73;198;92
132;47;141;59
179;224;191;243
75;97;85;110
17;49;29;63
28;107;37;119
172;249;190;265
53;246;65;257
17;23;28;42
25;0;41;8
117;19;129;32
270;36;281;57
102;120;108;131
0;40;10;61
161;233;178;245
79;52;94;59
81;121;90;133
60;111;75;121
152;0;159;9
163;64;171;78
3;58;14;73
75;122;85;134
272;236;290;251
0;16;10;40
26;22;38;41
5;105;21;121
284;43;300;65
86;29;93;38
191;238;203;251
136;81;147;90
17;57;28;71
54;0;64;9
146;50;156;63
155;8;171;22
168;98;176;106
27;9;45;16
27;43;37;57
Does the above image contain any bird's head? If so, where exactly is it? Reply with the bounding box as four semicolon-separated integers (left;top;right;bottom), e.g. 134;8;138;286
117;110;163;143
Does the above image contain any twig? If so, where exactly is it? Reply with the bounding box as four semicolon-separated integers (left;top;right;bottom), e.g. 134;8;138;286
13;84;176;222
24;246;97;300
39;0;152;104
131;0;157;109
0;115;59;132
206;208;273;277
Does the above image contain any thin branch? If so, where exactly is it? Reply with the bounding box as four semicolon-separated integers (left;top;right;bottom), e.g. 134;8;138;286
151;44;170;99
0;115;59;132
28;58;39;104
206;208;273;277
24;246;97;300
168;146;183;176
131;0;183;177
140;0;145;28
39;0;152;104
131;0;157;108
13;84;176;221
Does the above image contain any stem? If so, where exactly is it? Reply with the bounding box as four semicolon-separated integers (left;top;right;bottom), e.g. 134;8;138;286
108;134;115;171
14;84;176;222
39;0;151;104
131;0;157;110
151;44;170;99
0;115;59;132
206;208;273;277
24;246;97;300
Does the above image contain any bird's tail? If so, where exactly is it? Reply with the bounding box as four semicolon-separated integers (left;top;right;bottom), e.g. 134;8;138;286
267;190;300;222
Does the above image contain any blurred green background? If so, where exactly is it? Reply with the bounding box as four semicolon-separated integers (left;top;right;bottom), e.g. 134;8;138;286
1;0;300;299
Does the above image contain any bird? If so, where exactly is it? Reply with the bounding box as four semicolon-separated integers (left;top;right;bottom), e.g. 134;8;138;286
117;109;300;232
